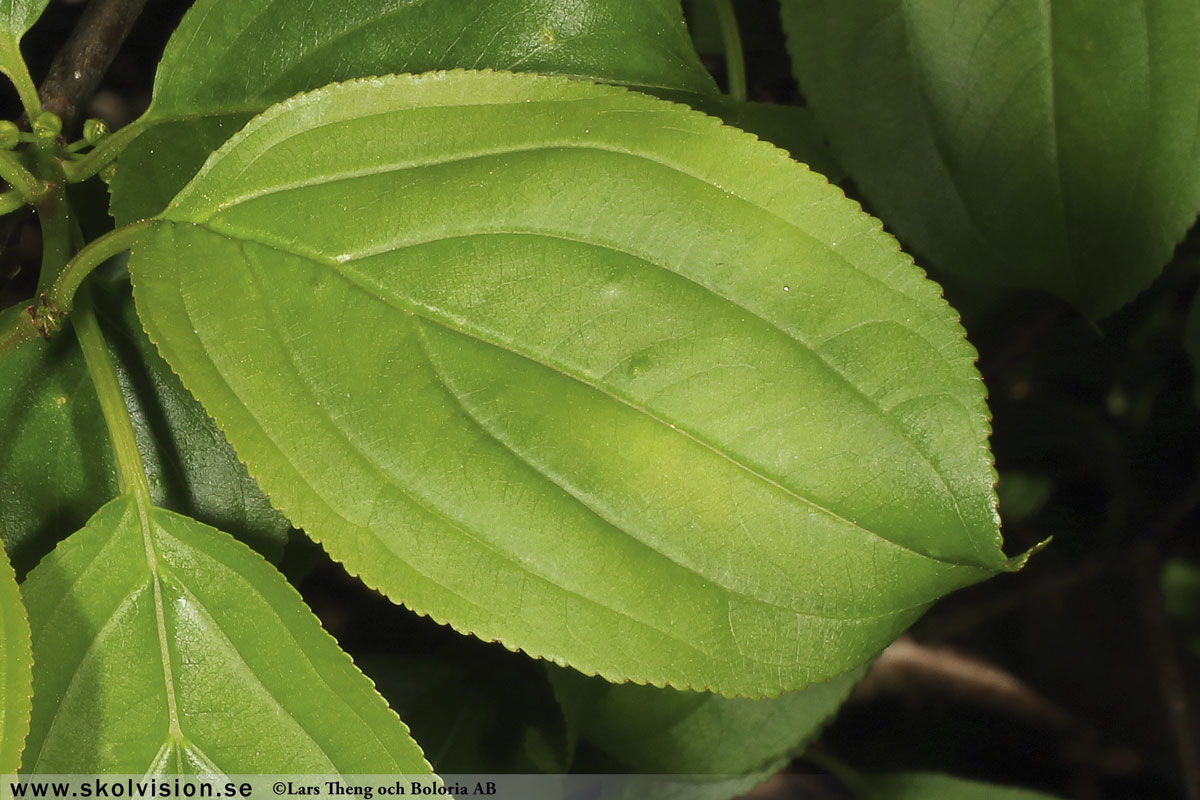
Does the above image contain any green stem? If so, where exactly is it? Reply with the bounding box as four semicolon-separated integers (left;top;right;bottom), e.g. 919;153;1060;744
35;181;73;297
0;148;43;203
0;219;153;355
73;282;151;500
61;116;147;183
0;188;26;215
48;219;152;303
0;37;43;120
713;0;747;102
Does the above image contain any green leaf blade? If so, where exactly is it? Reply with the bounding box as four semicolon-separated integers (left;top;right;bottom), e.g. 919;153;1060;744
21;496;430;774
0;543;31;775
549;663;864;799
109;0;716;225
130;71;1005;697
0;0;47;40
0;0;47;69
551;664;864;775
0;0;48;115
780;0;1200;317
151;0;714;116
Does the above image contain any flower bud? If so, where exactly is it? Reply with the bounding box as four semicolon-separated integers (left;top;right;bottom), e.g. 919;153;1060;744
32;111;62;140
0;121;19;149
83;118;109;145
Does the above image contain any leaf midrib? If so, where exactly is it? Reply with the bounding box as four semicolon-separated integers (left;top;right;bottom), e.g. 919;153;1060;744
169;132;979;560
152;225;959;637
186;214;981;571
164;572;343;771
181;123;982;522
227;253;726;661
134;494;187;773
409;317;961;626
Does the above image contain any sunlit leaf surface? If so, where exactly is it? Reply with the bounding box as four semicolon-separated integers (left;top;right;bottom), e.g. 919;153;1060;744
130;70;1009;697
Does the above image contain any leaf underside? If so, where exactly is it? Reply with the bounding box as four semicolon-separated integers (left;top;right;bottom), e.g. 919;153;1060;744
130;70;1006;697
20;496;430;774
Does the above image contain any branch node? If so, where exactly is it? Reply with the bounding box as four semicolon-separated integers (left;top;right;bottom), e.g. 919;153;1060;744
26;292;65;339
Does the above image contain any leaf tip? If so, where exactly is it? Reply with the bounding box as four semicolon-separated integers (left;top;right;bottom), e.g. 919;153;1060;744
1003;536;1051;573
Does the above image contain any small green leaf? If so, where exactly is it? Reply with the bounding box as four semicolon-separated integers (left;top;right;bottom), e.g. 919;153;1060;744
780;0;1200;318
0;0;47;40
550;665;863;775
31;111;61;140
20;495;430;774
0;544;32;775
0;280;289;575
851;772;1064;800
130;70;1008;697
109;0;715;225
0;0;48;114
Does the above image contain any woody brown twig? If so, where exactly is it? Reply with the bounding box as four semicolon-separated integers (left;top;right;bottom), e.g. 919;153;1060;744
37;0;149;131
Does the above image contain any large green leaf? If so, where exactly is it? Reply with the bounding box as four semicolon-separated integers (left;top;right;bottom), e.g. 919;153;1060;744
152;0;713;113
552;666;861;774
551;664;863;799
20;495;430;773
109;0;716;225
129;70;1011;697
0;544;31;775
780;0;1200;318
0;279;289;575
